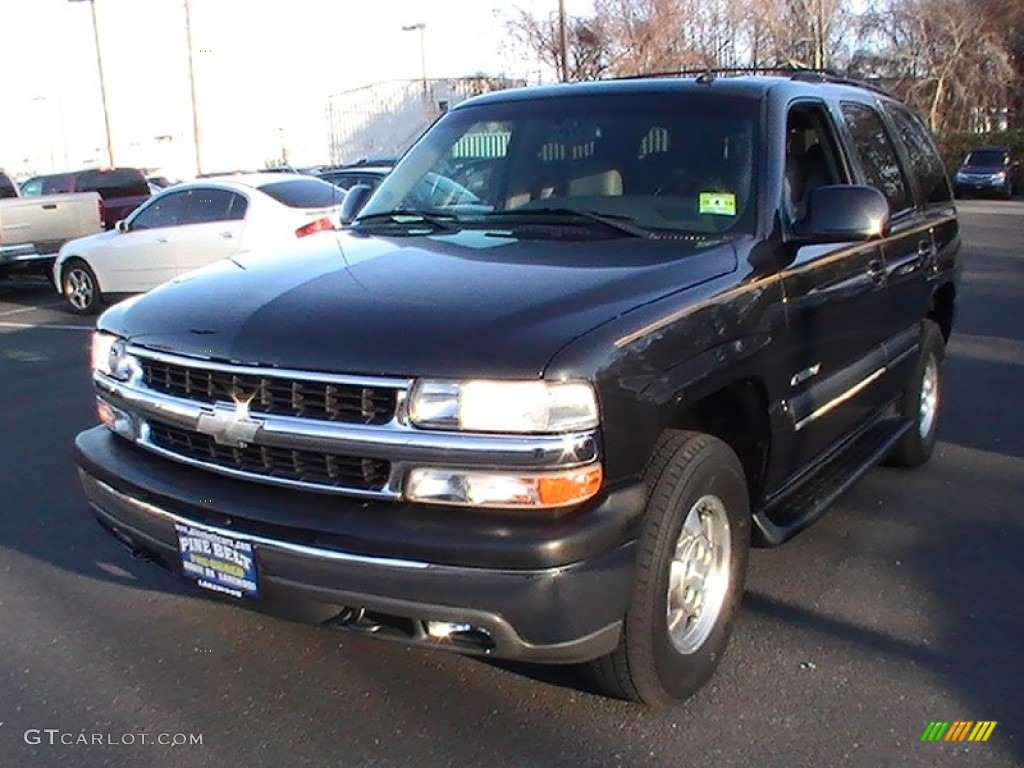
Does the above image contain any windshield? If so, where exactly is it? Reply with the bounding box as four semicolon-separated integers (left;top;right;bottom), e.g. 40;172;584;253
964;150;1008;167
360;91;760;236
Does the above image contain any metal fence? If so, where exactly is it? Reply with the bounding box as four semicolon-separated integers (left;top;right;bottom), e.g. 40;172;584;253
325;77;525;166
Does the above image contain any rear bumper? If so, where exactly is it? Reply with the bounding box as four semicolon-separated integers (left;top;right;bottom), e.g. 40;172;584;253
0;246;55;274
76;427;644;663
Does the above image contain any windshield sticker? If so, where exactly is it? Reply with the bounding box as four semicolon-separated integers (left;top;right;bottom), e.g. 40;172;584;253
699;192;737;216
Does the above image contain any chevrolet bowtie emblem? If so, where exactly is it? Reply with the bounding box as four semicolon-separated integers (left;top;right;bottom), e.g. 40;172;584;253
195;402;262;447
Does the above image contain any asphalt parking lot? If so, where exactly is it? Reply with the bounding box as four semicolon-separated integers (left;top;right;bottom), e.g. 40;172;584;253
1;200;1022;768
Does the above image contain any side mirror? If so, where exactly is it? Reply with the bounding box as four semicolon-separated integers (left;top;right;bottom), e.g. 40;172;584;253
339;184;374;225
793;185;890;243
115;219;128;234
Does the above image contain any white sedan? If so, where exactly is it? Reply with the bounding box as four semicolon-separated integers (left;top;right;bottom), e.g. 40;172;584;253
54;173;345;314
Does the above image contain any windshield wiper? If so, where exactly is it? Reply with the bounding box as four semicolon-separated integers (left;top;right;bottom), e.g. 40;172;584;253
484;207;655;239
354;210;461;233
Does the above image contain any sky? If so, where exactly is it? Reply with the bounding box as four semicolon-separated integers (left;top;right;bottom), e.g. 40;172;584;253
0;0;594;179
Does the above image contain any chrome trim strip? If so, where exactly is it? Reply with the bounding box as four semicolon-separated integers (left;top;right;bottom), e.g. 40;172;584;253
84;475;431;570
125;344;412;390
793;367;886;432
887;344;918;370
96;375;600;470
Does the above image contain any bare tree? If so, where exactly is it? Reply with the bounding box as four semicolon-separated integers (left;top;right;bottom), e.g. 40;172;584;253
507;8;610;81
860;0;1015;131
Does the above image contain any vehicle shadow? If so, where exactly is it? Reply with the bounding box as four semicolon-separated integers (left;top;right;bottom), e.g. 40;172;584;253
0;275;58;307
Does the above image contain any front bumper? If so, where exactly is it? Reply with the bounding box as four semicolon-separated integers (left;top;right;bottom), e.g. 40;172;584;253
76;427;644;663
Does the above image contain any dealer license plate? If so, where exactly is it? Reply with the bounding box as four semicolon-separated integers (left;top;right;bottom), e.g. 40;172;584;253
175;523;260;599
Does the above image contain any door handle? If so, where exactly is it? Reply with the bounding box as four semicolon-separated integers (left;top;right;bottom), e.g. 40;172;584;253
42;203;57;210
156;237;169;243
219;231;234;239
866;258;886;284
917;240;936;266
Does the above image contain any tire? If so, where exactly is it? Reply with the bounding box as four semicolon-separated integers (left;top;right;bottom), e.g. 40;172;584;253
61;259;104;315
589;431;750;706
886;320;945;468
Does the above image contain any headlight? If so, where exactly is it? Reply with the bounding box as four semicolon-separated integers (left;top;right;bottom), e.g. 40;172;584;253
408;379;599;433
991;171;1007;181
91;331;135;381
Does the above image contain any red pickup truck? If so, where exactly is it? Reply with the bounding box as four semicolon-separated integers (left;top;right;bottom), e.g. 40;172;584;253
19;167;150;229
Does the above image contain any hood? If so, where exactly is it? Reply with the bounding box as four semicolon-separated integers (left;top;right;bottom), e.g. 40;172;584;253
99;229;737;379
61;228;119;254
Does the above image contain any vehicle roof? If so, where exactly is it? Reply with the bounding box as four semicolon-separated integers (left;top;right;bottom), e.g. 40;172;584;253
454;74;896;110
188;172;327;189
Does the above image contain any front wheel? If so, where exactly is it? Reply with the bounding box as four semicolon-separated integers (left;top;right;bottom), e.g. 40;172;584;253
590;431;750;706
886;320;945;468
61;259;104;315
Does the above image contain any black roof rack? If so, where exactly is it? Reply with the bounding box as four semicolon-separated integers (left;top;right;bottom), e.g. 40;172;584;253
609;66;894;97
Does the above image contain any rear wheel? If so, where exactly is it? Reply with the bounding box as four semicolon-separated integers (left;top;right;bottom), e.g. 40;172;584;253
589;431;750;705
62;259;104;315
886;320;945;468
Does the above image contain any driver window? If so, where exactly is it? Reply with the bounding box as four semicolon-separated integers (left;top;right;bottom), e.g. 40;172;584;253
130;190;190;231
784;104;846;223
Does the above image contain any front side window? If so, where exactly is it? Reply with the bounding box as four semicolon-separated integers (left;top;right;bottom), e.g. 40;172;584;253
19;178;42;197
129;190;190;230
885;106;952;205
361;91;761;236
841;102;912;214
41;175;72;195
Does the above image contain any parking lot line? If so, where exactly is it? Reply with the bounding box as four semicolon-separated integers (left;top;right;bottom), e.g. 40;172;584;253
0;321;92;331
0;301;66;317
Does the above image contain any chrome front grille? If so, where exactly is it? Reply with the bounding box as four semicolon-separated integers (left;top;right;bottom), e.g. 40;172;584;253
96;346;599;497
147;420;391;491
139;357;397;425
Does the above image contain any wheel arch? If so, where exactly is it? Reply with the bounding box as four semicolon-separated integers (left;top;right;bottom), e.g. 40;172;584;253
928;281;956;343
665;376;772;507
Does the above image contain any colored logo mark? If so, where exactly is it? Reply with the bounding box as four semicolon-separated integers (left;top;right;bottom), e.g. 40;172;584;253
921;721;997;742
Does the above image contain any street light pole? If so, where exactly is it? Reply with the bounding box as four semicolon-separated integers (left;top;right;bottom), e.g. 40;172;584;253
184;0;203;176
69;0;115;166
401;23;428;103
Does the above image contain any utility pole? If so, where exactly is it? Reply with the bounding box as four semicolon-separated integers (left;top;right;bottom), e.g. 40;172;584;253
68;0;115;166
558;0;570;82
184;0;203;176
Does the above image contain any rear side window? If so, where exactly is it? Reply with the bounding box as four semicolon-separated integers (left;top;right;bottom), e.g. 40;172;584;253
77;168;149;199
885;106;952;205
840;102;912;214
0;173;17;198
258;179;345;208
186;188;247;223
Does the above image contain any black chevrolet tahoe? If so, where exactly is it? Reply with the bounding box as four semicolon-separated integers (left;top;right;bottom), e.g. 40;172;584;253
75;73;959;706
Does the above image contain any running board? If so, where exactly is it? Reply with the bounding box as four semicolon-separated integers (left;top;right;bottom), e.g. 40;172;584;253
752;418;912;546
